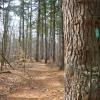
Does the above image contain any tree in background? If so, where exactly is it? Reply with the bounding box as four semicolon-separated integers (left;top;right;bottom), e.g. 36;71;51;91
1;0;11;70
35;0;64;69
35;0;40;61
0;0;64;70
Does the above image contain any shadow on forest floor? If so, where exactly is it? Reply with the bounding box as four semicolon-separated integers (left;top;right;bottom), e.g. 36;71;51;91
0;61;64;100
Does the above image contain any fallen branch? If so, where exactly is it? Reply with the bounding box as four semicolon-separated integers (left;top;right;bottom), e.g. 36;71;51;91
0;71;11;74
0;54;14;70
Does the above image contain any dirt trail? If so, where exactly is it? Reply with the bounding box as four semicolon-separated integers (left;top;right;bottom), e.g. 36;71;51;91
0;62;64;100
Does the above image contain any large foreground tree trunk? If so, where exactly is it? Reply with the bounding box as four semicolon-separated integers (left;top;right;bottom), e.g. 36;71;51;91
63;0;100;100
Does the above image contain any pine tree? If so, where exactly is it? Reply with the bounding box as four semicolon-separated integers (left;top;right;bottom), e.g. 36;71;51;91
63;0;100;99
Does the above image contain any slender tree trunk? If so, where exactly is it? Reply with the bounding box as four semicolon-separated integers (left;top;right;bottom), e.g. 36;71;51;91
1;1;5;70
36;0;40;61
19;15;22;46
40;15;44;59
7;30;12;60
63;0;100;100
25;17;29;58
59;0;64;70
52;0;56;62
29;0;32;57
22;0;25;52
26;5;30;58
49;2;53;61
43;0;48;63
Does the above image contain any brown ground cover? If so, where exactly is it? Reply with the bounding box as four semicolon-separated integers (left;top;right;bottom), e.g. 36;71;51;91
0;62;64;100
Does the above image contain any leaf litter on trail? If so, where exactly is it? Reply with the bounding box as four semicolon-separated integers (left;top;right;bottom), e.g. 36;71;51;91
0;62;64;100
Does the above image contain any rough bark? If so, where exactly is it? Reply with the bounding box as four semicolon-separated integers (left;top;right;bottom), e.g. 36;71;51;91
62;0;100;100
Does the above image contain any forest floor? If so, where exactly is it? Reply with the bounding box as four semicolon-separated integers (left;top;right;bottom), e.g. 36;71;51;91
0;61;64;100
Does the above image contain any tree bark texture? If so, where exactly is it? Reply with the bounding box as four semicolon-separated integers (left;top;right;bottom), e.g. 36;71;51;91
62;0;100;100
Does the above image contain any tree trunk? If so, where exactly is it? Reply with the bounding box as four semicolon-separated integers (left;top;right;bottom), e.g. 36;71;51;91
1;1;10;70
22;0;25;52
63;0;100;100
19;15;22;46
59;0;64;70
36;0;40;61
43;0;48;63
25;13;29;58
49;1;53;62
29;0;32;57
52;0;56;62
40;15;44;59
